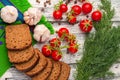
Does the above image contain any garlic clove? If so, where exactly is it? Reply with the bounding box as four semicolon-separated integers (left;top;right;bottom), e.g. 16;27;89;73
24;11;29;16
33;17;39;25
34;25;45;33
34;31;44;42
24;16;30;21
29;18;34;25
36;10;42;23
41;29;50;42
26;19;31;24
28;8;36;17
33;34;40;42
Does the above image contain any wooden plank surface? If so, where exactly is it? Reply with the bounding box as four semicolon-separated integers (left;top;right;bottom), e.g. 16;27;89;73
1;0;120;80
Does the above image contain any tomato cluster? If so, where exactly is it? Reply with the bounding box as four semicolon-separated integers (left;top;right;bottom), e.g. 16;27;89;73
50;0;103;60
53;0;68;19
79;2;102;32
42;28;79;61
53;0;102;33
67;2;102;24
57;28;79;55
79;10;102;32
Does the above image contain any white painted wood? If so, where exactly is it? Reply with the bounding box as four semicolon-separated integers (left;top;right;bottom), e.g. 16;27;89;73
28;0;120;21
1;0;120;80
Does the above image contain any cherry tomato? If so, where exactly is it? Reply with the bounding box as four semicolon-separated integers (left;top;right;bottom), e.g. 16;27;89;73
51;50;62;61
68;16;76;24
66;34;76;44
68;43;78;54
57;28;69;39
53;10;62;19
92;10;102;21
50;38;61;47
72;5;81;15
42;45;51;57
79;19;93;32
60;4;68;13
82;2;92;14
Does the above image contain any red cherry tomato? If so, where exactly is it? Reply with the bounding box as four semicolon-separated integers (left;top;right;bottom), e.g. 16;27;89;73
79;19;93;32
51;50;62;61
82;2;92;14
68;43;78;54
50;38;61;47
53;10;62;19
72;5;81;15
57;28;69;39
42;45;51;57
68;16;76;24
60;4;68;13
92;10;102;21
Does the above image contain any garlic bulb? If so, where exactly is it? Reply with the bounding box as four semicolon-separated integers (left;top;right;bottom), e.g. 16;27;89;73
33;24;50;42
24;7;42;26
1;6;18;23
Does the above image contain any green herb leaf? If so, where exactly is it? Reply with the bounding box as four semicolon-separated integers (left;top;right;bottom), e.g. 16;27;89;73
75;0;120;80
38;15;55;34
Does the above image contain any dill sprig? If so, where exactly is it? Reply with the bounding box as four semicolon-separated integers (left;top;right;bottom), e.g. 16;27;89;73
75;0;120;80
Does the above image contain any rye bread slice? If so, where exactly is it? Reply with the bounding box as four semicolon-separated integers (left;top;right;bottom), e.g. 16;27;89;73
26;49;47;76
58;62;71;80
8;46;34;63
14;50;38;72
47;60;61;80
5;24;32;50
32;58;53;80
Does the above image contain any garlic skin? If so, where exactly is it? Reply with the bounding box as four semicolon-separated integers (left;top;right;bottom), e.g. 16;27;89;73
24;7;42;26
1;6;18;23
33;24;50;42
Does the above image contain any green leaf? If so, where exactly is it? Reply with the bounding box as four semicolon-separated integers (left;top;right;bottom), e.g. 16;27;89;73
0;35;12;77
31;32;37;45
38;15;55;34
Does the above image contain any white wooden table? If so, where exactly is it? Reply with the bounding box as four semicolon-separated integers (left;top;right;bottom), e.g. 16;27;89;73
1;0;120;80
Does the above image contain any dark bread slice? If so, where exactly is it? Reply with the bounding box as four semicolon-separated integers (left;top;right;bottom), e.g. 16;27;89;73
5;24;32;50
47;60;61;80
58;62;71;80
26;48;47;76
8;46;34;63
14;50;39;72
32;58;53;80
